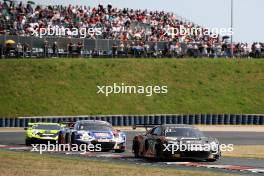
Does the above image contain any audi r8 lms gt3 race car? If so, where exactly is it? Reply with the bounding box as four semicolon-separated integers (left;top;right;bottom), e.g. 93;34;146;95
58;120;126;152
132;124;221;161
25;123;64;145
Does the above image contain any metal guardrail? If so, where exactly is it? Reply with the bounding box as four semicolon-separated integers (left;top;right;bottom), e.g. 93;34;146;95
0;35;172;51
0;114;264;127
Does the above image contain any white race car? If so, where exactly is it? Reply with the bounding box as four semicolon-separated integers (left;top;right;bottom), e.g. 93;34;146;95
58;120;126;152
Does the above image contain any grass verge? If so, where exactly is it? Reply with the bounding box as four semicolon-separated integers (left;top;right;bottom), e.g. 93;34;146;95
0;58;264;117
0;150;238;176
223;145;264;159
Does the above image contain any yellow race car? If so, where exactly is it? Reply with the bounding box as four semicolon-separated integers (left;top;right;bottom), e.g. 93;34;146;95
25;123;64;145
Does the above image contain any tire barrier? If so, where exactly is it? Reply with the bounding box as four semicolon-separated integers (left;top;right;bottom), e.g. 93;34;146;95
0;114;264;127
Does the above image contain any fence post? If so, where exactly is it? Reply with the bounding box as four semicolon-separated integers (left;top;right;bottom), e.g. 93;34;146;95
21;118;26;127
0;118;5;127
154;115;161;125
212;114;218;125
144;115;149;125
236;114;242;125
128;116;133;126
195;114;201;124
123;116;128;126
178;115;184;124
201;114;206;124
206;114;212;125
149;115;155;125
218;114;224;125
260;115;264;125
242;115;248;124
15;118;20;127
5;118;10;127
171;115;178;124
248;115;254;125
166;115;172;124
253;115;259;125
119;115;124;126
106;116;112;124
230;114;236;125
224;114;230;125
183;115;189;124
10;118;15;127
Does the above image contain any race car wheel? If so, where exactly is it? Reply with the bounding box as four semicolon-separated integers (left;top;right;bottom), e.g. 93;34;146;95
114;149;125;153
144;140;149;151
132;139;140;158
102;149;111;152
66;134;71;146
155;142;164;160
206;158;217;162
58;134;64;144
71;134;76;145
206;154;220;162
25;139;31;146
64;134;68;143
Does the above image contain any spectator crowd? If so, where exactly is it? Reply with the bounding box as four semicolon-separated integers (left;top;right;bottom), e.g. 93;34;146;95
0;1;263;58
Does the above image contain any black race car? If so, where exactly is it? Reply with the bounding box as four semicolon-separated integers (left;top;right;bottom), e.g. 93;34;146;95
132;124;221;161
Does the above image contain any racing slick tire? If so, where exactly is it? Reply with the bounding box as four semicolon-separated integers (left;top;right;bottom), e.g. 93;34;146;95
206;154;220;162
114;149;125;153
101;149;111;152
155;141;165;161
206;158;217;162
132;139;140;158
25;139;31;146
58;134;64;144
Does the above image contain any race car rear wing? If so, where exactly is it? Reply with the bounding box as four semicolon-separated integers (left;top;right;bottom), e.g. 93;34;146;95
132;124;157;131
59;121;76;129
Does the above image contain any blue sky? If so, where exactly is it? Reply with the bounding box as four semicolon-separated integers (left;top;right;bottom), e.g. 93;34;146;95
25;0;263;43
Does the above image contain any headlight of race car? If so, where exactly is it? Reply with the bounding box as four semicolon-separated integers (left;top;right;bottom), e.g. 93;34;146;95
77;131;94;141
31;130;40;136
113;130;126;142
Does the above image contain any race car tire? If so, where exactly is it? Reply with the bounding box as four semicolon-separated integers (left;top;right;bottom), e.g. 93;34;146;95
70;133;78;149
206;154;220;162
65;133;69;144
114;149;125;153
132;139;140;158
58;134;64;144
155;142;164;160
144;140;149;151
206;158;217;162
102;149;111;152
71;133;76;145
25;139;31;146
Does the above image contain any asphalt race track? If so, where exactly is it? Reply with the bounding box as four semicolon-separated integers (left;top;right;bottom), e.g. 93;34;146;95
1;130;264;175
1;131;264;146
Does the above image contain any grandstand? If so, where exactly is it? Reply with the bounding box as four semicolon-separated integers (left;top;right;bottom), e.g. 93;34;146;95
0;0;263;58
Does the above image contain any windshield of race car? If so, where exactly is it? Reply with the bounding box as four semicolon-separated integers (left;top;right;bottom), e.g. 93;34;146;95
78;123;113;131
32;124;61;130
165;127;205;138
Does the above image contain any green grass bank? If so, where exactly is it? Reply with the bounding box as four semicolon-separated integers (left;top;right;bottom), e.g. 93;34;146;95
0;58;263;117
